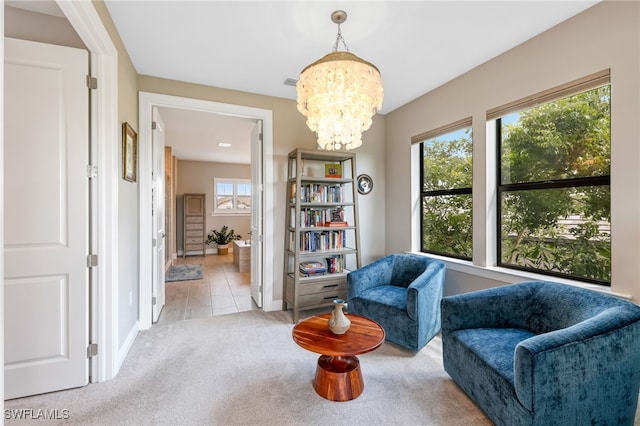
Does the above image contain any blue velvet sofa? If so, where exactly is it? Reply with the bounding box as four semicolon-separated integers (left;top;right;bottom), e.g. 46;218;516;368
347;254;445;351
441;281;640;426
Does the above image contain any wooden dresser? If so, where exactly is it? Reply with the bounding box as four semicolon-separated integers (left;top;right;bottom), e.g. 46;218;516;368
183;193;205;257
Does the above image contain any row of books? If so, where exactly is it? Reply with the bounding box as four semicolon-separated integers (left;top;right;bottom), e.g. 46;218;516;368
298;208;347;228
325;255;345;274
291;183;345;204
292;230;347;252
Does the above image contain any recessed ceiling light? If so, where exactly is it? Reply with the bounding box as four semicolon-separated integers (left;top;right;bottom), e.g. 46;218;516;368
218;142;231;148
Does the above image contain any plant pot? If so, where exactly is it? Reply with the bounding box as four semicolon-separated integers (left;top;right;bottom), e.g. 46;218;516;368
217;244;229;255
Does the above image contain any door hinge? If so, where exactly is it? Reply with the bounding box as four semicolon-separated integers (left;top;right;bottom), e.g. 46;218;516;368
86;165;98;178
152;238;157;247
152;296;157;306
87;343;98;358
86;254;98;268
86;75;97;90
152;121;157;130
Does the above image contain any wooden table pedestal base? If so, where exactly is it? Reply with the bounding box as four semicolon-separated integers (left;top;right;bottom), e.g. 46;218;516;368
313;355;364;401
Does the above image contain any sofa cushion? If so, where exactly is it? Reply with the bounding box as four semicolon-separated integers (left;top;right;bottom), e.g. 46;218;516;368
360;285;407;311
444;328;536;425
452;328;536;387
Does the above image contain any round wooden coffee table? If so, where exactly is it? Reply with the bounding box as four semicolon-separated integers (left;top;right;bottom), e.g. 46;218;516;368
292;313;385;401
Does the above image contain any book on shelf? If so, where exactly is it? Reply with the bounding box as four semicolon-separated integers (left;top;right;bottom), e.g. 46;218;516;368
299;261;326;276
325;163;342;178
325;221;348;227
331;206;344;222
325;255;344;274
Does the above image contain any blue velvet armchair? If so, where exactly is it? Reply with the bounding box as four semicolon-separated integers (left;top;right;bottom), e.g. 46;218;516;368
441;281;640;426
347;254;446;351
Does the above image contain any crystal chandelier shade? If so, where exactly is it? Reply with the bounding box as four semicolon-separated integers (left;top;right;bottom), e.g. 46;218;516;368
296;11;383;151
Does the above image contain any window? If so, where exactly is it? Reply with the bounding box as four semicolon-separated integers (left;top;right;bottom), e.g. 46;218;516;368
214;178;251;214
496;83;611;284
418;119;473;259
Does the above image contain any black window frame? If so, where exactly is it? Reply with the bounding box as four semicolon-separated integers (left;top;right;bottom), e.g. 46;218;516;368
419;130;473;261
496;115;611;285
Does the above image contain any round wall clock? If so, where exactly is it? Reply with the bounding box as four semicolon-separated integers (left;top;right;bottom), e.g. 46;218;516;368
357;174;373;195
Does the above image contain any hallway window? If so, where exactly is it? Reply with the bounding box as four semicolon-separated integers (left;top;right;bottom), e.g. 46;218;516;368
214;178;251;214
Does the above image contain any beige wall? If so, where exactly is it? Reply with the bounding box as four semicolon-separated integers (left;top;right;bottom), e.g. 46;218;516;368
4;6;86;49
93;0;141;348
138;75;387;302
385;1;640;301
175;160;252;253
138;75;314;156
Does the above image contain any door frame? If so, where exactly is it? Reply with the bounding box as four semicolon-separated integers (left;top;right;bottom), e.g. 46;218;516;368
53;2;120;383
137;92;275;331
2;1;125;396
151;107;166;322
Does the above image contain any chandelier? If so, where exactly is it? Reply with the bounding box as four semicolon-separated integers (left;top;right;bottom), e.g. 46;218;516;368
296;10;383;151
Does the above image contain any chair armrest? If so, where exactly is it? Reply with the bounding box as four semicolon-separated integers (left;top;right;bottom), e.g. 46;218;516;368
441;282;536;333
347;256;393;300
514;307;640;412
406;260;445;320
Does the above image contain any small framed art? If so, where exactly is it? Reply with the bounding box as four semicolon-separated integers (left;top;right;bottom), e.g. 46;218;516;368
122;122;137;182
357;174;373;195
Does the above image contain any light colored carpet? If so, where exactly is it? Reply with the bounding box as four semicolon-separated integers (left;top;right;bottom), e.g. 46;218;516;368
165;264;203;282
4;310;492;425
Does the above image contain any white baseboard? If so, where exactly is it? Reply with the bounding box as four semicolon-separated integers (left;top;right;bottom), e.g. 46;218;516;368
117;321;139;373
263;298;283;312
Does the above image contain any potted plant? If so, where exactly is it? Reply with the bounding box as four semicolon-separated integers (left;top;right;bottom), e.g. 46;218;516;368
206;225;241;255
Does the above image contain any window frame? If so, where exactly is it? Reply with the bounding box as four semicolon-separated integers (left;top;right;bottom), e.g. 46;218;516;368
213;178;252;215
495;85;611;285
418;120;473;260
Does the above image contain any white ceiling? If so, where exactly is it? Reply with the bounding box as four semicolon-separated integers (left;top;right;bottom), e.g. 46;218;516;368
156;107;257;164
21;1;602;164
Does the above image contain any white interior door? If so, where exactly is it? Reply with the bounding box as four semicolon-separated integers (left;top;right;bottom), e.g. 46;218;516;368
4;38;89;399
151;107;166;322
250;121;263;307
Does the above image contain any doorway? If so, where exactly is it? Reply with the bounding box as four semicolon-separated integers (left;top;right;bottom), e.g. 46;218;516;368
138;92;275;331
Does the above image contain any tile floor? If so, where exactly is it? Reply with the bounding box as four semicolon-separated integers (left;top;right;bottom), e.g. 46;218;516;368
157;252;258;324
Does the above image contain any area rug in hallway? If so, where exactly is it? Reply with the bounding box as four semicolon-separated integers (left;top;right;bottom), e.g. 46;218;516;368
165;264;203;282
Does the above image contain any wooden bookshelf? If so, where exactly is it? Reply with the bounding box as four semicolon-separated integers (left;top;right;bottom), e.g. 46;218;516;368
282;149;361;323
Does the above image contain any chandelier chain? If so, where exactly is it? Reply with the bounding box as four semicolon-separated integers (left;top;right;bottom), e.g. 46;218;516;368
332;24;350;52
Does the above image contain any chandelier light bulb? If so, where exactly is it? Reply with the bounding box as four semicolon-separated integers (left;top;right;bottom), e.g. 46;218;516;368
296;11;383;151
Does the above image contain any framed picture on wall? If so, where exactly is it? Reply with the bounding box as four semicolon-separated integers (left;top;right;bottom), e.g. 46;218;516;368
357;174;373;195
122;122;138;182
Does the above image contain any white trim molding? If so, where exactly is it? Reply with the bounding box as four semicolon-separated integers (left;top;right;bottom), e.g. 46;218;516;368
56;0;120;382
138;92;276;330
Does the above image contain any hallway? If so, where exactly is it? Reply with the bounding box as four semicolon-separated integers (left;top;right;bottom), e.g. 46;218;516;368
158;253;258;324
